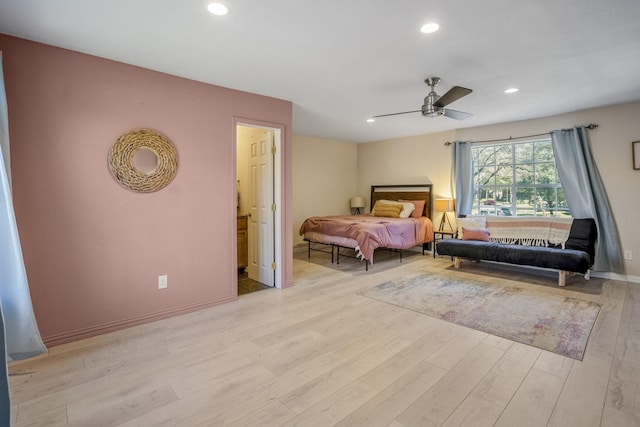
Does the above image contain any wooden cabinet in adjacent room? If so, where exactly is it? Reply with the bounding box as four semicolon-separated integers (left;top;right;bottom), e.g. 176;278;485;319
237;215;248;271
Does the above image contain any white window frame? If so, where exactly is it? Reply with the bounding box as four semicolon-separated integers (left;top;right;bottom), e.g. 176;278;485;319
471;138;568;217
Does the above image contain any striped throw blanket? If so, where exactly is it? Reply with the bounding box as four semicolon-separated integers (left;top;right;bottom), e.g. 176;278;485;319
486;217;573;248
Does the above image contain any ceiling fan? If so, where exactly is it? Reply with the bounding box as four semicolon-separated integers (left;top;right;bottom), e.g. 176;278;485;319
372;77;473;121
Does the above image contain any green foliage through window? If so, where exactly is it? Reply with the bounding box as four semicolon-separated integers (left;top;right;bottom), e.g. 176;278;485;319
471;139;569;217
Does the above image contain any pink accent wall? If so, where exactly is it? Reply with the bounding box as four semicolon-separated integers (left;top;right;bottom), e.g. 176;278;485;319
0;34;294;346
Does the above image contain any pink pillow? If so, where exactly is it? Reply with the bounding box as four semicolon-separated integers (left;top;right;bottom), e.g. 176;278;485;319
399;199;426;218
462;227;490;241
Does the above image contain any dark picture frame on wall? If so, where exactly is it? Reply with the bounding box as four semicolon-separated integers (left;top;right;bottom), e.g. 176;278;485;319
634;141;640;170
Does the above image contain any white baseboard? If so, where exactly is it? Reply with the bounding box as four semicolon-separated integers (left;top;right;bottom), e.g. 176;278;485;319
455;259;640;285
591;271;640;284
295;242;640;285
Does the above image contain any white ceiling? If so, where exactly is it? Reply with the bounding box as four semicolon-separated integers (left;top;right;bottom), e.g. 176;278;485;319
1;0;640;143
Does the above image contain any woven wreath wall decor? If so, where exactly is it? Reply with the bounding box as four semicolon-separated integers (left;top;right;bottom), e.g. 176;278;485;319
108;129;178;193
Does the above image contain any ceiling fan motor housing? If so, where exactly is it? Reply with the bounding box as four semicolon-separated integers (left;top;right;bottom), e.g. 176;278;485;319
371;76;471;120
422;91;444;117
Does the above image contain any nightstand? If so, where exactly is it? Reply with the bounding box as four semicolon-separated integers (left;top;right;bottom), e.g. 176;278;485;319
433;230;456;258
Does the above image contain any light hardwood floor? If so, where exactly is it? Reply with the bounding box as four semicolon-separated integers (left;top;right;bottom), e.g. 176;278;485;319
8;247;640;426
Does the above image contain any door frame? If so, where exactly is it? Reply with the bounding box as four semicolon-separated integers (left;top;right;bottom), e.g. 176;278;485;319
233;118;283;290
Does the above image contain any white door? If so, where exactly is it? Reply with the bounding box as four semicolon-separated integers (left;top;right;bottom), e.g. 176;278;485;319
247;129;275;287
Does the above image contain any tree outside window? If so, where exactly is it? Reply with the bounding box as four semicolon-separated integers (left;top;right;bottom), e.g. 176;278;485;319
471;139;569;217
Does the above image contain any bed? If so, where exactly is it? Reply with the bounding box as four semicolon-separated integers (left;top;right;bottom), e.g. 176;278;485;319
299;184;435;269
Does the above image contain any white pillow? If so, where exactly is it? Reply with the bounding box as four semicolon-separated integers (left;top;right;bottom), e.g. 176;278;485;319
398;202;415;218
456;216;487;238
377;199;415;219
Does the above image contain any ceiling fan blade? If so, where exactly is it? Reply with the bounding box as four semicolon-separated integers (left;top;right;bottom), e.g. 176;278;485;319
443;109;473;120
371;109;422;118
433;86;472;108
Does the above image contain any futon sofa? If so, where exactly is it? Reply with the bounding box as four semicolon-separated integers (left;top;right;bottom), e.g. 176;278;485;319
435;217;597;286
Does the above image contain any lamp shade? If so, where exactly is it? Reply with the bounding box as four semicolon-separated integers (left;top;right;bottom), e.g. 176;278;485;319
350;196;365;208
434;198;455;212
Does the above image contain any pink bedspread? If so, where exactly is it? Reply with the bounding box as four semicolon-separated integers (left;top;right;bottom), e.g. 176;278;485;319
299;215;434;263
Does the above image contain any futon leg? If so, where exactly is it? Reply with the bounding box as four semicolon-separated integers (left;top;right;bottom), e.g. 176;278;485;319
453;257;460;269
558;270;566;287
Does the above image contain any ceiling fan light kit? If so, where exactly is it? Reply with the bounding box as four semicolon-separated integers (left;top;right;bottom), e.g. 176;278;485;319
372;76;473;121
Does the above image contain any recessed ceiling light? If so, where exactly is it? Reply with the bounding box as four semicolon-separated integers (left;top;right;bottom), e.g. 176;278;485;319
207;2;228;15
504;88;519;94
366;118;375;123
420;23;440;34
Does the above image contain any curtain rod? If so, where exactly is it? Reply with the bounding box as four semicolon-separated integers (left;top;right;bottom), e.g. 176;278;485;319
443;123;598;146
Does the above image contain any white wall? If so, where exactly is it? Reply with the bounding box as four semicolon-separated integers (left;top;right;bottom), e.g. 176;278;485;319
292;134;358;245
454;101;640;278
357;130;456;228
356;101;640;279
293;101;640;279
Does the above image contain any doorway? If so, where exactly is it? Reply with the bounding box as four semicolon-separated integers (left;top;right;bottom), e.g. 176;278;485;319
235;122;283;293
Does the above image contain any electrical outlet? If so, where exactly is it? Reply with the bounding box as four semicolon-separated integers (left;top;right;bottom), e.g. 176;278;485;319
158;274;168;289
624;250;633;261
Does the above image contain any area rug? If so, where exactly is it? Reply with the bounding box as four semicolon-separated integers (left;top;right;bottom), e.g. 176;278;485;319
359;274;601;360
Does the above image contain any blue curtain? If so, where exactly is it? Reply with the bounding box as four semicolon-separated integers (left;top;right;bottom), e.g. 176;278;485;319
1;52;47;421
452;141;473;216
551;127;624;273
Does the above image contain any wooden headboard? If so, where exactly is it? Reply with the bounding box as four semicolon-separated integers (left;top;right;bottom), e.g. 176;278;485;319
370;184;433;219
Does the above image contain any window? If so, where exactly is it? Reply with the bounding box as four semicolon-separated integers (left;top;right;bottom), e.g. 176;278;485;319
471;139;569;217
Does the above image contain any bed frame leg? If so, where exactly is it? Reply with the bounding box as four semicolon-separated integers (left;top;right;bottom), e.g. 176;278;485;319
558;270;566;287
365;260;369;271
453;257;460;269
399;249;403;263
308;240;311;258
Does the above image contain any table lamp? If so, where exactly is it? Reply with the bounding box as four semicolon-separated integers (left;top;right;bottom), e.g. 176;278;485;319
350;196;365;215
435;198;455;232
